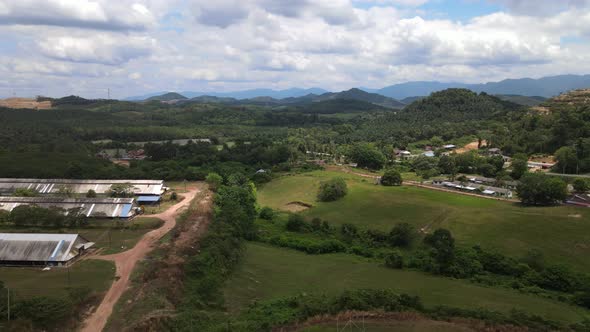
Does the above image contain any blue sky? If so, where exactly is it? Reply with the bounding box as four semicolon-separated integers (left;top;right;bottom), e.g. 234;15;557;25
0;0;589;98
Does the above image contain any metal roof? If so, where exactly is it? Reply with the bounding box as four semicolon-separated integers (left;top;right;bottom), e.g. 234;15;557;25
0;233;93;263
0;197;137;218
0;178;164;196
136;196;161;202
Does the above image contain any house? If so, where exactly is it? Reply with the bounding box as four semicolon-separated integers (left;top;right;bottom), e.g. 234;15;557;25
527;161;556;170
0;233;94;266
443;144;456;150
468;176;518;190
434;180;513;198
397;150;412;160
0;197;137;218
487;148;502;155
422;151;435;157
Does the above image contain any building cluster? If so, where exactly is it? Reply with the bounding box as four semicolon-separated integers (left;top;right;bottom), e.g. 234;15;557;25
432;178;513;198
0;178;165;266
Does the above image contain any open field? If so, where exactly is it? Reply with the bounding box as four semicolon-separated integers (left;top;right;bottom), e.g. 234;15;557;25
258;171;590;272
0;259;115;299
224;243;588;323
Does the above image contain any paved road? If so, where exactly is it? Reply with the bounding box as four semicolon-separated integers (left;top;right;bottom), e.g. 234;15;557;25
80;187;200;332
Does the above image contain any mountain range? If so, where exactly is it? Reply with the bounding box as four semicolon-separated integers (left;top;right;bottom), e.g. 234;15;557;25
127;74;590;105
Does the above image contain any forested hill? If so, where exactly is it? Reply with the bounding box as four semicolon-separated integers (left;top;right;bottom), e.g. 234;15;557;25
146;92;187;101
401;89;522;121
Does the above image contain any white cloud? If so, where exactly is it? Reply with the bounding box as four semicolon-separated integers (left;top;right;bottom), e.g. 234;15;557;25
38;34;156;65
0;0;156;30
1;0;590;97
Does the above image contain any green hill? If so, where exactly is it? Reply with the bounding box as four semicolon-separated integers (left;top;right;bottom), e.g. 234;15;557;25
146;92;187;101
495;94;546;106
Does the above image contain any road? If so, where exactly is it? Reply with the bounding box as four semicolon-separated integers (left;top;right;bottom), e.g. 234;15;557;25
80;187;200;332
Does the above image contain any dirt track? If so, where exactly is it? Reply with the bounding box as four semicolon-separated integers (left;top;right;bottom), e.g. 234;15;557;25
80;187;200;332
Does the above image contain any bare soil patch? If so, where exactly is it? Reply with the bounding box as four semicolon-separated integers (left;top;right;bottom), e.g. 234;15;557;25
285;201;313;212
454;140;486;154
0;97;52;109
569;214;582;218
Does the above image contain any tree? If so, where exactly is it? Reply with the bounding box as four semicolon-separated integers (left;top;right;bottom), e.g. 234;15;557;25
286;214;307;232
86;189;97;198
573;178;589;193
384;251;404;269
348;143;386;170
511;154;528;180
517;173;568;206
57;185;74;198
259;207;274;220
424;228;455;273
438;155;457;179
478;163;497;177
555;146;579;174
389;223;416;248
206;173;223;192
381;169;402;186
318;178;348;202
170;191;178;200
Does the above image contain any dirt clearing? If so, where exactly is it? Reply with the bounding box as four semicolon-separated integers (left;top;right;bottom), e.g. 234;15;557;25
0;97;52;109
285;201;313;212
453;140;486;154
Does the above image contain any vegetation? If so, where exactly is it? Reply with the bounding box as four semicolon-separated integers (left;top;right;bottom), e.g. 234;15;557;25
517;173;568;206
380;169;402;186
317;178;348;202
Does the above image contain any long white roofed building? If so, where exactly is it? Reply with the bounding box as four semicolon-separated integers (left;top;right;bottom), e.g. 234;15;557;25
0;233;93;266
0;197;137;218
0;179;164;196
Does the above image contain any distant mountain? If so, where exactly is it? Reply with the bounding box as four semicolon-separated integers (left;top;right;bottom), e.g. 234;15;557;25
371;75;590;99
125;91;169;101
146;92;187;101
400;96;426;104
495;94;546;106
179;87;329;99
315;88;404;108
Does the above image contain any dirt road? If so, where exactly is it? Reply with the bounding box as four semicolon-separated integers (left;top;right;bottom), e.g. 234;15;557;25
80;187;200;332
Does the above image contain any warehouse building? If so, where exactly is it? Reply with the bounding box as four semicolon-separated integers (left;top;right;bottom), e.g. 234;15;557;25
0;233;94;266
0;179;164;196
0;197;137;218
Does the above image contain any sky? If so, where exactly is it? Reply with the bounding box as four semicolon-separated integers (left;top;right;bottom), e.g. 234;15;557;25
1;0;590;98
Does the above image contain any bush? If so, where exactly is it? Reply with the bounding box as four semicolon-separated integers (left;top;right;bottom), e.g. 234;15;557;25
384;251;404;269
317;177;348;202
381;169;403;186
388;223;416;248
170;191;178;200
259;207;275;220
573;178;589;193
86;189;97;198
286;214;307;232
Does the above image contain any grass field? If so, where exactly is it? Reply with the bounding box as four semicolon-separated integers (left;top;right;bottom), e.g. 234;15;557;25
0;259;115;300
257;171;590;273
224;243;589;324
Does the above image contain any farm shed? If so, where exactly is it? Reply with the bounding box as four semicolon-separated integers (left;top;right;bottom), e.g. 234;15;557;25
136;195;161;205
0;197;137;218
0;178;164;196
0;233;93;266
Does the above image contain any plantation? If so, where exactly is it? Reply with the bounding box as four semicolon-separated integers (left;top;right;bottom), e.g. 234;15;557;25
258;171;590;273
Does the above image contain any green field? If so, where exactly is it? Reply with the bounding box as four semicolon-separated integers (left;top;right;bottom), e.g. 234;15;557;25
0;259;115;299
224;243;588;323
258;171;590;273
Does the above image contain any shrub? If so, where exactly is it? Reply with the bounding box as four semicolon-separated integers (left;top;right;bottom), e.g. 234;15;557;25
259;207;275;220
381;169;403;186
286;214;307;232
86;189;97;198
340;223;358;238
170;192;178;200
384;251;404;269
573;178;589;193
388;223;416;248
317;177;348;202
